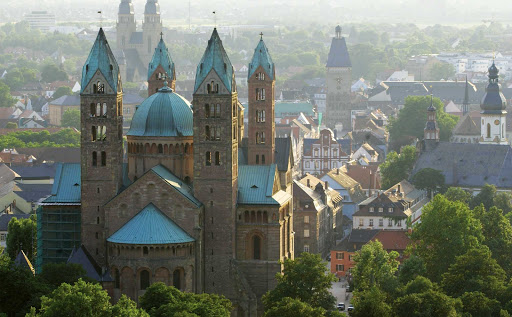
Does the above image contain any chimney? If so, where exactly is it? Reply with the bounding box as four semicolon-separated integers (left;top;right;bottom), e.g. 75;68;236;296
337;168;340;175
325;181;328;190
397;184;401;194
307;179;310;188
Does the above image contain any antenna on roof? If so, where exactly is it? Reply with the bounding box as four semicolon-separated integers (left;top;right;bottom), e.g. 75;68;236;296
98;11;103;29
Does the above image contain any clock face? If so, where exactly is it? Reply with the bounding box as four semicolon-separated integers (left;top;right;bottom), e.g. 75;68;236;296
495;120;500;125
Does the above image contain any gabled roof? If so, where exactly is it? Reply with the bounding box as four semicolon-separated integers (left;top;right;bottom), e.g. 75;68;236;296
148;38;175;81
452;113;479;136
248;38;274;80
326;36;351;68
293;180;326;211
150;165;201;207
194;29;233;93
332;229;380;252
275;137;293;171
0;213;30;231
67;246;112;282
13;183;52;202
11;163;57;179
81;28;120;93
371;230;410;251
50;95;80;106
40;163;80;205
238;164;291;205
14;250;34;274
107;203;194;245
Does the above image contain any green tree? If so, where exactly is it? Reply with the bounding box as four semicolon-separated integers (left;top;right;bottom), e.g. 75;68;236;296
39;263;89;287
444;187;471;205
441;246;506;298
387;96;458;150
411;168;445;196
494;192;512;214
379;145;417;189
61;108;80;129
5;122;17;129
470;183;497;209
0;81;15;107
41;63;68;83
428;62;455;80
52;86;73;100
351;241;400;293
262;253;337;312
393;289;459;317
5;214;37;261
410;195;483;282
398;255;427;285
111;295;149;317
351;286;393;317
473;206;512;277
139;282;231;317
3;68;25;90
263;297;326;317
459;292;502;317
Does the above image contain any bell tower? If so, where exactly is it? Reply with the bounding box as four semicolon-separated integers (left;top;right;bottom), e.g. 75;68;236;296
247;34;275;165
116;0;135;50
80;28;124;266
142;0;162;65
147;34;176;96
480;61;507;145
424;94;439;151
193;28;239;297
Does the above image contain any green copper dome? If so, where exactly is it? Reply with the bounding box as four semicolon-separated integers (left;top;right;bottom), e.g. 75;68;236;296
127;86;193;137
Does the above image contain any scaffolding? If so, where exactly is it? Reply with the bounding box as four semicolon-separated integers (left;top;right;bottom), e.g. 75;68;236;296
36;205;81;273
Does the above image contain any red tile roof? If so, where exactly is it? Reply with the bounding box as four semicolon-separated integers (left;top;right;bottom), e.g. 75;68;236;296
371;230;410;251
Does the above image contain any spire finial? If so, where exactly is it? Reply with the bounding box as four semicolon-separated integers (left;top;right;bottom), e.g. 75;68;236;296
98;11;103;28
260;32;264;40
160;32;163;40
213;11;217;28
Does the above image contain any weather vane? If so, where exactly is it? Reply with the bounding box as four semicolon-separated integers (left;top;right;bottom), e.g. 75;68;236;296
98;11;103;28
260;32;263;40
160;32;163;40
213;11;217;28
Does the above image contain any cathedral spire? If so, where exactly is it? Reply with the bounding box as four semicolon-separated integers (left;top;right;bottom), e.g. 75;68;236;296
147;36;176;94
81;28;120;93
194;28;234;94
248;35;274;80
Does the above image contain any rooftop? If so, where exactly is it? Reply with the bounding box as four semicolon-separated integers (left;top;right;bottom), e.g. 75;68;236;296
40;163;80;205
238;164;291;205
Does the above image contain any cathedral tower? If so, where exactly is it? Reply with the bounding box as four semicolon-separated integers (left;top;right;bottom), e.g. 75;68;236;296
480;62;507;145
80;29;124;266
147;36;176;96
424;94;439;151
193;29;239;297
247;35;275;165
116;0;136;50
142;0;162;64
325;25;353;130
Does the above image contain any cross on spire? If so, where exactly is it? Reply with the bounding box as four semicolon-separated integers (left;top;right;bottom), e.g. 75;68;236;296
98;11;103;28
260;32;264;40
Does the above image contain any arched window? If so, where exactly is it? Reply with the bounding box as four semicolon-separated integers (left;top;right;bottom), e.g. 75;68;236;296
205;126;210;140
205;104;210;118
251;210;256;222
253;236;261;260
487;123;491;138
244;210;250;222
256;155;259;164
102;103;107;117
92;152;97;166
143;246;149;255
91;126;97;141
96;103;101;116
215;151;220;165
114;268;120;289
206;152;211;166
261;132;266;144
101;151;106;166
97;81;104;94
140;270;150;290
173;268;184;290
90;103;95;116
158;144;163;154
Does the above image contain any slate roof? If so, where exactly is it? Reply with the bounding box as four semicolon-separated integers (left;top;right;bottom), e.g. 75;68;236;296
81;28;120;93
325;169;367;203
275;137;292;171
238;164;291;205
0;213;30;231
127;87;193;137
13;183;52;202
481;62;507;114
326;36;351;67
148;38;175;81
40;163;81;205
248;38;274;80
353;192;410;218
340;164;380;190
150;165;201;207
194;29;234;93
412;142;512;188
332;229;380;252
293;180;326;211
67;246;112;282
50;95;80;107
452;114;479;136
107;203;194;245
16;147;80;163
10;164;57;179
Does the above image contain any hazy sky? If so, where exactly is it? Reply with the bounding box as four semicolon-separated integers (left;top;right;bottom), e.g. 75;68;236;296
1;0;510;27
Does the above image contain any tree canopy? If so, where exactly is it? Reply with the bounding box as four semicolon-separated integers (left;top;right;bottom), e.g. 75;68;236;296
411;168;445;196
41;63;68;83
6;214;37;261
0;81;15;107
379;145;417;189
52;86;73;100
0;128;79;148
387;96;458;150
61;108;80;129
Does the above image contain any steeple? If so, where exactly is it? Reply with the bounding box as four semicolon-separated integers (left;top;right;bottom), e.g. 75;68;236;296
117;0;135;50
147;36;176;95
194;28;234;94
248;35;275;80
480;61;507;144
462;76;469;115
248;34;276;165
81;28;120;94
142;0;162;62
424;94;439;151
144;0;160;15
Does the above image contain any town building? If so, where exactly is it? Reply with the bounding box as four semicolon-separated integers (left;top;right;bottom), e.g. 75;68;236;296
320;168;367;218
302;129;349;176
339;164;380;196
37;28;293;316
24;11;56;32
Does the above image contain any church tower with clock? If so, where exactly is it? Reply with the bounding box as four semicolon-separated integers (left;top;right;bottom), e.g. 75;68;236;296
325;26;354;130
480;61;507;145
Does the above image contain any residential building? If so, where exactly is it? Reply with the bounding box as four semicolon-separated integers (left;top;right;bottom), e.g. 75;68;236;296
320;168;367;218
24;11;56;32
339;164;380;196
352;143;379;164
302;129;349;176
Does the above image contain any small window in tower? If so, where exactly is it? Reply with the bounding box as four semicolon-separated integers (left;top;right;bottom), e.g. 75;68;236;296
256;132;260;144
91;126;97;141
256;155;260;164
205;126;210;140
90;103;95;117
213;104;221;118
97;81;105;94
487;123;491;138
158;144;163;154
206;151;212;166
214;127;221;141
92;151;97;166
96;103;101;116
101;151;106;166
233;126;236;140
261;132;266;144
262;155;265;164
205;104;210;118
110;64;113;72
102;103;107;117
215;151;220;165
